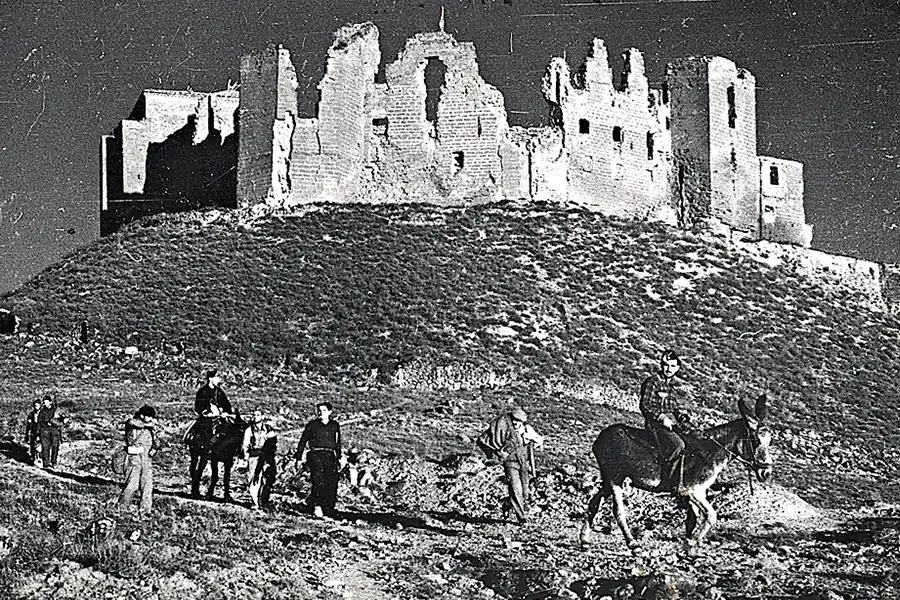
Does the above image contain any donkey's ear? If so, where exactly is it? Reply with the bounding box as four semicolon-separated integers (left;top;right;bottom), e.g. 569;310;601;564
739;398;759;429
755;394;768;421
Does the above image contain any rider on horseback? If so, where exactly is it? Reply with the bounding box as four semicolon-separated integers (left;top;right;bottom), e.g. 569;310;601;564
640;351;690;486
185;369;235;447
195;369;233;418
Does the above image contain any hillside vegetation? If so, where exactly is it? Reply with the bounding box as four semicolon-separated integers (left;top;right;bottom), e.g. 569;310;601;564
2;202;900;507
2;202;900;599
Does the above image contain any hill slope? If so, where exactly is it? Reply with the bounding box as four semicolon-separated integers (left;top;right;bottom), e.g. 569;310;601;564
2;202;900;506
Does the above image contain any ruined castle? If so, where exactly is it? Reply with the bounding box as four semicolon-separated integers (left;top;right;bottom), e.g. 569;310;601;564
101;22;812;248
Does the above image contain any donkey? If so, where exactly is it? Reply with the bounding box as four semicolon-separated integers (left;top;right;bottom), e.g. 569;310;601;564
579;394;773;556
186;415;249;502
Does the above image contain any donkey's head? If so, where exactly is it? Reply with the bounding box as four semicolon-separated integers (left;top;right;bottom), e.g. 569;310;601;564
738;394;773;482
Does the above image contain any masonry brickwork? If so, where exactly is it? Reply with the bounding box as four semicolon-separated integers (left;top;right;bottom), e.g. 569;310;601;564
228;24;812;247
102;88;238;234
541;43;672;222
100;22;900;311
759;157;812;247
103;22;813;246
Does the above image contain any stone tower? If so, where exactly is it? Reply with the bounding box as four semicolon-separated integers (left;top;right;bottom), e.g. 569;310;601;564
666;57;759;236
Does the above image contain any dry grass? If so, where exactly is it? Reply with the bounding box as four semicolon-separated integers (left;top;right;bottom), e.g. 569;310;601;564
1;201;899;510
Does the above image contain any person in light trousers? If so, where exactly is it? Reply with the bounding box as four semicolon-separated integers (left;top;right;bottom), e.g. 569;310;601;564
118;405;158;516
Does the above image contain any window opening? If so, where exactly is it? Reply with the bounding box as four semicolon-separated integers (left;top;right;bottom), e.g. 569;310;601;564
646;132;654;160
579;119;590;134
612;126;623;143
453;151;464;173
424;57;447;124
372;117;388;137
769;165;780;185
477;116;483;137
727;85;736;129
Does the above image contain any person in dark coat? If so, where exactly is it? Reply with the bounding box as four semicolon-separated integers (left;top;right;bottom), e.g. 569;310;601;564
640;350;688;480
185;369;235;482
24;398;42;464
294;402;342;518
477;407;545;524
194;370;232;417
37;395;63;469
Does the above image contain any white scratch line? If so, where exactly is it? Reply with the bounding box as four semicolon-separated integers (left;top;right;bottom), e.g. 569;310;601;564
24;87;46;139
801;37;900;49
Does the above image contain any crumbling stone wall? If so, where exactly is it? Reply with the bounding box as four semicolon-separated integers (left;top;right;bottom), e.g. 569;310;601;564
801;249;884;306
666;57;758;235
523;127;567;202
290;23;381;204
759;156;812;247
542;43;672;222
106;23;813;252
360;30;509;203
237;46;298;206
118;90;237;195
102;88;238;234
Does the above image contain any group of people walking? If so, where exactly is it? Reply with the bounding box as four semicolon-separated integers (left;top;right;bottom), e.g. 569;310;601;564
23;394;64;469
28;350;691;527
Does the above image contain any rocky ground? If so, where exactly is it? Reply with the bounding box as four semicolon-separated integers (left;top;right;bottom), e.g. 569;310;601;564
0;375;898;600
1;202;899;598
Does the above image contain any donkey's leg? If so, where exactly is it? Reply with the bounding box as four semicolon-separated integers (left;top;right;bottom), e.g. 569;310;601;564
207;461;219;500
579;488;606;547
691;488;716;542
223;459;233;503
684;489;716;556
685;500;699;538
191;452;208;498
611;484;640;552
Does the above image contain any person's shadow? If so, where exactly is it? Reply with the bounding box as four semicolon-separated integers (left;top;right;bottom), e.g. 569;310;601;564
336;509;463;536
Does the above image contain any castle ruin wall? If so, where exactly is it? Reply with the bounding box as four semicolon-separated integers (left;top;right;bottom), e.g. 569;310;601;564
121;90;210;194
366;31;508;203
288;23;381;204
759;156;812;247
237;47;296;206
542;43;673;222
666;58;713;229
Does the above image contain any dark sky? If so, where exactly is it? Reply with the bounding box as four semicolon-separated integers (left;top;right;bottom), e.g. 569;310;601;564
1;0;899;293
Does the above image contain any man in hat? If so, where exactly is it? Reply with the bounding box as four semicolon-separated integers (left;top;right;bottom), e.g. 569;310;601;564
477;407;545;524
294;402;342;519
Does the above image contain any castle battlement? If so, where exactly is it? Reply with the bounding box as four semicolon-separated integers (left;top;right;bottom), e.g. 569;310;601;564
101;22;810;249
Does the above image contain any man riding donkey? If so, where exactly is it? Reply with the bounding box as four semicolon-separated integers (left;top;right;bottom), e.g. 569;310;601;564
639;350;694;492
581;349;774;556
184;369;237;496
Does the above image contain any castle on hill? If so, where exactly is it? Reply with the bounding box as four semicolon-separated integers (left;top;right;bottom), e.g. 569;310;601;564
100;22;811;249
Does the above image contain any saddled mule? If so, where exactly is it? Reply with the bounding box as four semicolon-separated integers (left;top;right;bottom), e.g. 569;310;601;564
186;416;249;501
580;394;773;556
